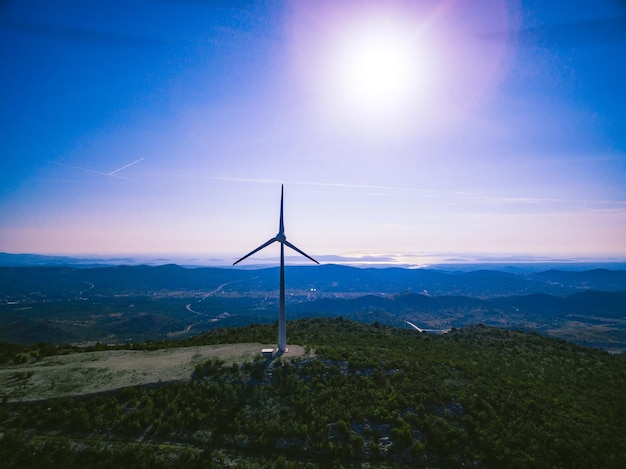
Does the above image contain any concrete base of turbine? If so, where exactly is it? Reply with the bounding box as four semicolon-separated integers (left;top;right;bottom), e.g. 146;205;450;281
261;347;290;359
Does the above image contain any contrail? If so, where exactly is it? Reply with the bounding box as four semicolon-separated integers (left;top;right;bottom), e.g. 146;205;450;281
50;161;124;178
108;157;145;175
50;157;144;179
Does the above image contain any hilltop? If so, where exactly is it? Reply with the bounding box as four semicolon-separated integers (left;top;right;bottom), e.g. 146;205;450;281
1;318;625;468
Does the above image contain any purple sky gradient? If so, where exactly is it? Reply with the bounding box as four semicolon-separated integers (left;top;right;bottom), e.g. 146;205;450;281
1;0;625;266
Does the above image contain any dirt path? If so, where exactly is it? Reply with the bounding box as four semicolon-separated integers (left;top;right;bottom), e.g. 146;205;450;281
0;343;306;402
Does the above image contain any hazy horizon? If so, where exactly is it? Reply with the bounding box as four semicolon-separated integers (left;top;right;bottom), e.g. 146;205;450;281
2;250;626;271
2;1;625;260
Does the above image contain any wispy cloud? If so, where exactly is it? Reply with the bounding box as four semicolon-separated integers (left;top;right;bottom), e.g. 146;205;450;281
210;175;626;211
208;176;407;192
0;20;168;47
480;17;626;48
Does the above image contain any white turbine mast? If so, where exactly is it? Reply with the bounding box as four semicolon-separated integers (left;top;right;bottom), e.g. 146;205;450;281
233;185;319;354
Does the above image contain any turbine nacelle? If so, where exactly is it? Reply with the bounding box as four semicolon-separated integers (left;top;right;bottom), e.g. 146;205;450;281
233;184;318;266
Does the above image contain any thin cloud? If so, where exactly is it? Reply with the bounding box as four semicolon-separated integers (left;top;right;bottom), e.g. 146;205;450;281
0;20;169;47
208;175;431;193
210;176;626;210
480;16;626;48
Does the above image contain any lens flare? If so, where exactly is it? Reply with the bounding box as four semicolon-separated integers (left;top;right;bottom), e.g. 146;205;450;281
328;18;426;117
287;0;514;139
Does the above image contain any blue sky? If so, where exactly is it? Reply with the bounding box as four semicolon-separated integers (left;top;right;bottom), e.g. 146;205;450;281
1;0;625;266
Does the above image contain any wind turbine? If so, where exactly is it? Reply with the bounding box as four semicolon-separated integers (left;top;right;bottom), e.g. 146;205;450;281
234;185;319;354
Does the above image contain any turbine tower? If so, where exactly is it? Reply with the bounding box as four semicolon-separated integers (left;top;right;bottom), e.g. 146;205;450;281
233;185;319;353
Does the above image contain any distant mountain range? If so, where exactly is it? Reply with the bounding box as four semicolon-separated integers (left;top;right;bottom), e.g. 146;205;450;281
0;252;159;267
2;262;626;297
2;251;626;271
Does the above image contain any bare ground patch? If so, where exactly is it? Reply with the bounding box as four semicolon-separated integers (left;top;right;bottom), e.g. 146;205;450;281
0;343;307;402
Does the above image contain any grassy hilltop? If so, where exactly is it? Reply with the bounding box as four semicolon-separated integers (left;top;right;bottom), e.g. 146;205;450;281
1;318;625;468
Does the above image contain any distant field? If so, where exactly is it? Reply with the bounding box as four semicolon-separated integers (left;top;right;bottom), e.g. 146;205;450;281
0;343;306;402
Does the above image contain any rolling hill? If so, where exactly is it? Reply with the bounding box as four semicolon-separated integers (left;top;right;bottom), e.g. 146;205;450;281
1;318;625;468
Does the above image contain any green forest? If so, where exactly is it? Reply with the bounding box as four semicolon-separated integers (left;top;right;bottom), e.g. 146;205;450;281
1;318;626;468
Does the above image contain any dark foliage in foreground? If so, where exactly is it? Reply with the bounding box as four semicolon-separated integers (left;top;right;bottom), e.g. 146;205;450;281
1;318;626;468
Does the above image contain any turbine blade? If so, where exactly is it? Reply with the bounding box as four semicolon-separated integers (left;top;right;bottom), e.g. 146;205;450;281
279;184;285;235
233;238;277;265
283;240;319;264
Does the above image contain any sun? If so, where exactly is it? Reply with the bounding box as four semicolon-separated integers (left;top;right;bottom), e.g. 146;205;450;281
288;1;514;138
291;7;438;134
329;20;424;117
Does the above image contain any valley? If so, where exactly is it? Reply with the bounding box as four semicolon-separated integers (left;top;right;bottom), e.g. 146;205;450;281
1;264;625;352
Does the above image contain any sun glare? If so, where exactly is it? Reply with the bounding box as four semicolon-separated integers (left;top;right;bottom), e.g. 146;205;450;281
288;1;514;139
333;24;421;114
287;5;442;136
